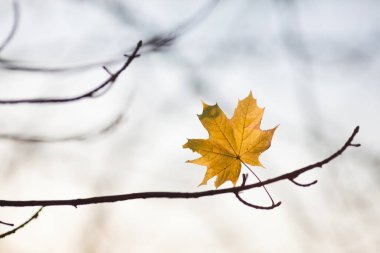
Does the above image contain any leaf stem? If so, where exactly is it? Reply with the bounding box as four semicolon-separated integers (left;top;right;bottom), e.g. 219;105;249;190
0;127;360;208
240;160;276;205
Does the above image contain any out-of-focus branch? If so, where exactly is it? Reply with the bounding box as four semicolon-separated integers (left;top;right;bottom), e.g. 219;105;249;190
0;80;136;143
141;0;219;53
0;112;123;142
0;207;43;239
0;0;219;72
0;40;142;104
272;0;323;140
0;126;360;208
0;1;19;54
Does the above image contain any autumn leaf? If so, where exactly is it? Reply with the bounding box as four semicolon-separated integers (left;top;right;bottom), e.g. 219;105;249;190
183;91;277;188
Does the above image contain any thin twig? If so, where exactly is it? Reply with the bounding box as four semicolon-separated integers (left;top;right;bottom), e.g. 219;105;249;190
234;173;281;210
0;41;142;104
0;126;360;208
234;192;281;210
289;178;318;187
0;220;14;227
0;86;136;143
0;207;43;239
0;1;19;53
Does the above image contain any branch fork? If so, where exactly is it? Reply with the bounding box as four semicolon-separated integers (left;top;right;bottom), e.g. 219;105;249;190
0;40;142;104
0;127;360;210
0;126;360;239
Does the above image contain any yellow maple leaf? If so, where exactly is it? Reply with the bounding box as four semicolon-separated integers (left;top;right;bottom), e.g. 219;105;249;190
183;91;277;188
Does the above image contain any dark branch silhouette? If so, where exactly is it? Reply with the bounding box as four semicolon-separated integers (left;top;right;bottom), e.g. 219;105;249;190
234;173;281;210
0;207;43;239
0;126;360;208
0;0;219;72
289;177;318;187
0;220;13;227
235;192;282;210
237;163;280;210
0;1;19;54
0;112;123;142
0;41;142;104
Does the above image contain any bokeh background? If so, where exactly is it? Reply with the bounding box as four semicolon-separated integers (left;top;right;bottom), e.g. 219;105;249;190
0;0;379;252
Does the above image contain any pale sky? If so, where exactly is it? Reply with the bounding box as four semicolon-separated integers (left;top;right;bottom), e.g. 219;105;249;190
0;0;379;252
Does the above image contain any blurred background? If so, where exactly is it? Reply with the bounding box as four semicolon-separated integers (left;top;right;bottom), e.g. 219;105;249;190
0;0;379;252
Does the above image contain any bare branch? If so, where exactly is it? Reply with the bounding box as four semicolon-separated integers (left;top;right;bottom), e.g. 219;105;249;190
241;173;248;186
0;112;124;143
0;87;136;143
0;207;43;239
0;1;19;54
0;126;360;208
234;174;281;210
240;160;277;208
234;192;281;210
289;178;318;187
0;40;142;104
102;66;113;76
0;220;14;227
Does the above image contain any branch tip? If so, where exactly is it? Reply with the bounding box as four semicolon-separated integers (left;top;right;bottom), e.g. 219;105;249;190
124;54;141;58
102;66;113;76
0;40;142;104
0;126;360;210
289;178;318;187
0;220;14;227
241;173;248;186
235;191;281;210
0;207;44;239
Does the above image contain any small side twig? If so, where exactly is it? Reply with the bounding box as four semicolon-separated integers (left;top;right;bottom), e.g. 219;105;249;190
234;192;281;210
234;174;281;210
102;66;113;76
0;220;14;227
0;126;360;208
240;160;278;208
0;40;142;104
0;207;43;239
289;177;318;187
